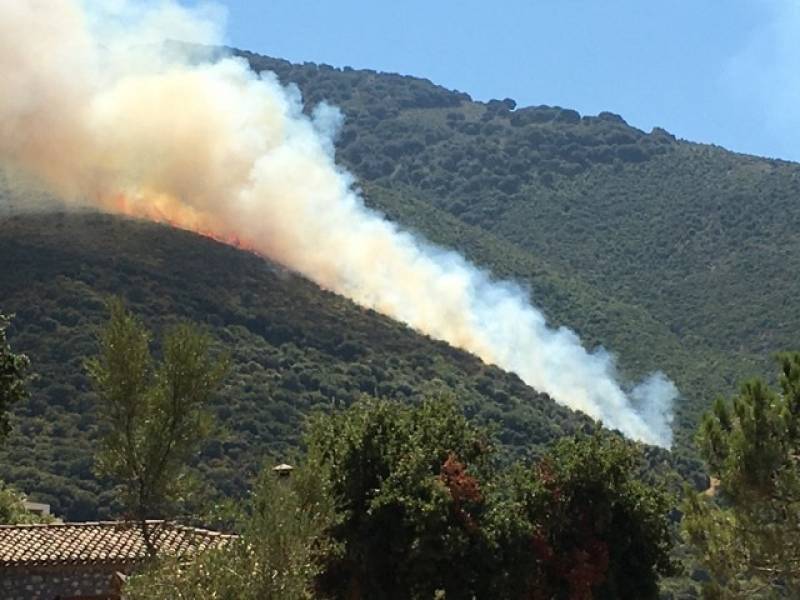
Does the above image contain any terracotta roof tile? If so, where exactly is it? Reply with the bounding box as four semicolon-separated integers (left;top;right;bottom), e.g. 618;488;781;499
0;520;234;568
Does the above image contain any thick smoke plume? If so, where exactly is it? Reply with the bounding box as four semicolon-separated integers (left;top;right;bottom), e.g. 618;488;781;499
0;0;676;446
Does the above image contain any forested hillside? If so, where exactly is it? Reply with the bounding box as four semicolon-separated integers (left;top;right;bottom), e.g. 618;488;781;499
3;46;798;520
235;49;800;448
0;211;609;519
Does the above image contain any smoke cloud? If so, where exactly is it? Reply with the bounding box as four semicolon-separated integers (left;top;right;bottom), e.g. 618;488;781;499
0;0;676;446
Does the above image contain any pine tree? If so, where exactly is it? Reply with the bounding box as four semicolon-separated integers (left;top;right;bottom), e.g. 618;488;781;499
684;352;800;597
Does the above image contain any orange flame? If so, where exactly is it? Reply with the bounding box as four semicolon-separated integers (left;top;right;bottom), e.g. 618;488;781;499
102;190;258;253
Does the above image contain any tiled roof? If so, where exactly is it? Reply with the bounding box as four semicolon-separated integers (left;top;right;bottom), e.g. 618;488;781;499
0;520;234;568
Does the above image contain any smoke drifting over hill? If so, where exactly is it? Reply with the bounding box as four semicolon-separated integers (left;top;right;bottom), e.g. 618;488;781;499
0;0;676;446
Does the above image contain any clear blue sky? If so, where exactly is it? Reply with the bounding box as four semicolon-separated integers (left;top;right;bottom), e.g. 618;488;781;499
203;1;800;162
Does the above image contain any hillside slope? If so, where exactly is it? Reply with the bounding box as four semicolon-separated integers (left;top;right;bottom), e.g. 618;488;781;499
0;210;605;519
3;46;789;516
236;50;800;445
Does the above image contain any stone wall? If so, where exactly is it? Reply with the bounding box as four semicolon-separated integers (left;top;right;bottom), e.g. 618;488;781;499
1;565;126;599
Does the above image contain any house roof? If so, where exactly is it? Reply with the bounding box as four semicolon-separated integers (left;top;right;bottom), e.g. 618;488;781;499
0;520;234;569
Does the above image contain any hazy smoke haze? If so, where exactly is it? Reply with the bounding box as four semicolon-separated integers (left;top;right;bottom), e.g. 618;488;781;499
0;0;676;446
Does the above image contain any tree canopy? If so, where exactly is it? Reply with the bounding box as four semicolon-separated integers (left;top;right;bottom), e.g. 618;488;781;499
87;299;228;537
0;311;29;442
124;396;675;599
308;397;674;600
307;396;495;599
503;434;676;599
0;310;49;525
126;464;335;600
684;352;800;598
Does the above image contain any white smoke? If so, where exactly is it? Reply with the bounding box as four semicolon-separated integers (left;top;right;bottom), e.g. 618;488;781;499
0;0;676;446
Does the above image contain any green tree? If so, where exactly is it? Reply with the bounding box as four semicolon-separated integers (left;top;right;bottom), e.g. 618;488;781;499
0;312;29;442
125;464;335;600
306;397;675;599
0;482;30;524
125;396;675;599
684;352;800;598
0;480;52;525
307;396;495;600
500;431;675;600
87;299;228;550
0;311;43;525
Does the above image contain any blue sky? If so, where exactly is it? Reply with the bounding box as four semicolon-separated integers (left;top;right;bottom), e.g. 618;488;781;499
204;1;799;162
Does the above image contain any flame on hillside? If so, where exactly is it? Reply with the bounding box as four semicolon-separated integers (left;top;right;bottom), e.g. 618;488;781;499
104;191;257;252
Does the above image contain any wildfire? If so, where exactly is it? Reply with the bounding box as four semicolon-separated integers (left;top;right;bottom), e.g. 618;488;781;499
103;190;258;252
